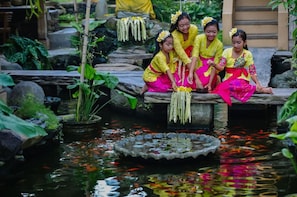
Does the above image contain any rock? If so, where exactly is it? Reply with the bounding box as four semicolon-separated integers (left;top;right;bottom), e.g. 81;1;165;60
0;129;22;161
108;46;153;66
270;70;297;88
8;81;45;106
0;56;22;70
94;63;143;71
48;27;77;49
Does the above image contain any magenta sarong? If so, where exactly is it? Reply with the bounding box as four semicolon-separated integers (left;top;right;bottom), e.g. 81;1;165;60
212;68;256;106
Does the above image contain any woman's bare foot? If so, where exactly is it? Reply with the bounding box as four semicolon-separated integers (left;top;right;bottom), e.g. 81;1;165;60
140;85;148;95
257;87;273;94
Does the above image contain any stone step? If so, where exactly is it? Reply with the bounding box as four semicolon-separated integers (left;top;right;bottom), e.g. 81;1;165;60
235;20;278;26
236;6;274;12
48;28;77;50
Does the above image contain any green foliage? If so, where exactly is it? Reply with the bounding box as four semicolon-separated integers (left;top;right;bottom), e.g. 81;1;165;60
14;94;60;130
151;0;222;24
270;91;297;174
26;0;43;19
183;1;223;25
70;20;106;64
0;35;51;70
0;76;47;139
0;101;47;139
67;19;138;123
268;0;297;175
67;64;119;122
269;0;297;65
278;91;297;123
0;72;15;87
151;0;179;22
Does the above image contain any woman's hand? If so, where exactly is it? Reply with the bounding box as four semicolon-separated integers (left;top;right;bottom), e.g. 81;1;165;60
187;72;193;84
207;60;215;67
172;82;178;91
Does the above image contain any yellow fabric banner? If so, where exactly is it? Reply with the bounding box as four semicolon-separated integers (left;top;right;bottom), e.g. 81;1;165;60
115;0;156;19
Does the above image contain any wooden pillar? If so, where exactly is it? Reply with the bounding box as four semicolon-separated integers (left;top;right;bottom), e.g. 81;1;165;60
278;3;289;50
38;0;49;49
222;0;234;46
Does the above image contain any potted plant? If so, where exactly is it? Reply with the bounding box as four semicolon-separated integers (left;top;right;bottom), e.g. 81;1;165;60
61;0;137;132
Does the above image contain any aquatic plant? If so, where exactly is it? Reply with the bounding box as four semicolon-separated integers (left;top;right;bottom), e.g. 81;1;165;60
66;0;137;123
270;91;297;174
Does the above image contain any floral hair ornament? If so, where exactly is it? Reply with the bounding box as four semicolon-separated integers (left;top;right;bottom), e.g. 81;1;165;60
229;28;238;38
156;30;171;42
171;10;182;25
201;16;213;27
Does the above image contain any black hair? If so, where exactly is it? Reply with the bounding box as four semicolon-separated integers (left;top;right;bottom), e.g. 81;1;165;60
232;29;248;50
169;12;191;33
204;19;219;31
153;31;173;57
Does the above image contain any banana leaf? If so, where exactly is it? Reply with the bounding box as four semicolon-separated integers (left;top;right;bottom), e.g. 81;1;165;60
0;100;47;147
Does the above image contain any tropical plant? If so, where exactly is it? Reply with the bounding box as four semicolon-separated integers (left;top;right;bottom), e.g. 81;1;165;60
0;35;51;70
270;91;297;174
268;0;297;175
151;0;222;24
151;0;179;22
183;0;223;25
26;0;43;19
67;1;137;123
67;64;122;122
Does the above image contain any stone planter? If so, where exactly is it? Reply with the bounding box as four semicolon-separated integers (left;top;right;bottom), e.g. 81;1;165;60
114;132;221;160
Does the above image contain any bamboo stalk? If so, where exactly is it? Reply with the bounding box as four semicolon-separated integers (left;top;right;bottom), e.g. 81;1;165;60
76;0;91;122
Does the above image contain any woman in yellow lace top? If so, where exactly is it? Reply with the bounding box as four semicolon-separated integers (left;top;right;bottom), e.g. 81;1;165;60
212;28;273;105
169;11;198;89
191;16;223;92
141;30;178;93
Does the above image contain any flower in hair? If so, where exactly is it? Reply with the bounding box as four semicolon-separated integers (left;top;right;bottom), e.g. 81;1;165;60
156;30;171;42
229;28;238;38
201;16;213;27
171;10;182;25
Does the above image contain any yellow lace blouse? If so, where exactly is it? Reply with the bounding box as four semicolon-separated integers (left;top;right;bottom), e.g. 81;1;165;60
221;48;254;81
192;34;223;68
171;24;198;65
143;51;177;82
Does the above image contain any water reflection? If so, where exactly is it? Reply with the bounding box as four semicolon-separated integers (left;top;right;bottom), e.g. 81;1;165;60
0;106;296;197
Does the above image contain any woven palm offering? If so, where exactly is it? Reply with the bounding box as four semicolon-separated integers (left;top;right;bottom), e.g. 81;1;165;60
234;57;246;68
169;86;192;124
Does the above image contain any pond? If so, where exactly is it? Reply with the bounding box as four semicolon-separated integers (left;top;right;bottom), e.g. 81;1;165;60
0;103;296;197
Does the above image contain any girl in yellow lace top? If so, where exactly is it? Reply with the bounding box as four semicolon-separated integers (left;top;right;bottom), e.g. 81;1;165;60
212;28;273;105
169;11;198;89
191;16;223;92
141;30;178;93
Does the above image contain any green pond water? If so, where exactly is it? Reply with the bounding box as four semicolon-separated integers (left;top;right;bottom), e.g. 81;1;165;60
0;103;296;197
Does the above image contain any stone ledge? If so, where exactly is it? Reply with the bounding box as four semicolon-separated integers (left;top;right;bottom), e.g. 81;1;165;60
144;88;297;105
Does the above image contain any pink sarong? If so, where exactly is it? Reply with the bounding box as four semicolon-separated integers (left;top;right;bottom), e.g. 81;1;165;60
212;68;256;106
146;64;173;92
196;56;217;89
